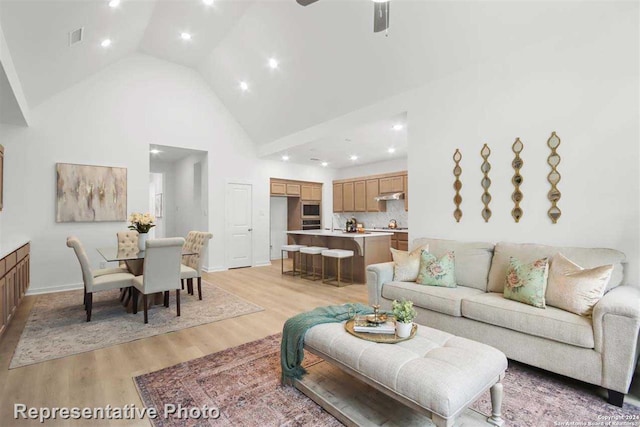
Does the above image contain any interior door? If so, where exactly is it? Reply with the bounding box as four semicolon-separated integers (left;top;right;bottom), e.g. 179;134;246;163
226;183;253;268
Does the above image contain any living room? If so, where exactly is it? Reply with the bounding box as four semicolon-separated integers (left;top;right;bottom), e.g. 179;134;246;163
0;0;638;426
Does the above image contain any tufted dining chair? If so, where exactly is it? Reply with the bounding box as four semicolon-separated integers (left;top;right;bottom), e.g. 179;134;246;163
67;236;135;322
180;231;213;300
131;237;184;324
116;230;139;270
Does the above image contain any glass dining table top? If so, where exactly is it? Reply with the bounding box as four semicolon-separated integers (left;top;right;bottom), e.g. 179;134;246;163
97;247;195;262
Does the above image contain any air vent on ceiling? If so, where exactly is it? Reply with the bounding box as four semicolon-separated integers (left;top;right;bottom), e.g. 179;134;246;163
310;158;320;161
69;27;84;46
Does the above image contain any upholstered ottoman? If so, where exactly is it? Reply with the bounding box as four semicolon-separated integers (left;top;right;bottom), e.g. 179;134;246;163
301;322;507;427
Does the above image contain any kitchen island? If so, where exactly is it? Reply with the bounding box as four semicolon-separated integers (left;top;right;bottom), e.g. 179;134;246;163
286;230;393;284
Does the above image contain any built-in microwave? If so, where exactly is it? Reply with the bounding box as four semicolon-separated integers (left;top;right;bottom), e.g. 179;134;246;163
301;201;321;219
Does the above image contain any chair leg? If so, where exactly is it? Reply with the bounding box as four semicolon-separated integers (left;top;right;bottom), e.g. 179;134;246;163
164;291;169;307
187;278;194;295
181;279;185;290
337;258;341;287
84;292;88;310
86;293;93;322
143;294;148;324
197;277;202;300
132;288;138;314
176;289;181;317
123;286;132;306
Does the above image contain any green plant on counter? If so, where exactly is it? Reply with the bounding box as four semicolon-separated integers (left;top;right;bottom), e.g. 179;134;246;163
391;299;417;324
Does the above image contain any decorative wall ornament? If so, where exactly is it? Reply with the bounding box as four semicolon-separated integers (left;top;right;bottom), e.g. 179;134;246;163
453;149;463;223
56;163;127;222
546;132;562;223
511;138;524;223
480;144;492;222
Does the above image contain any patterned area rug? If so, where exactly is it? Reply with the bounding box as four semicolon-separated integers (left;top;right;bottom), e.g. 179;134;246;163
10;281;263;369
136;333;640;427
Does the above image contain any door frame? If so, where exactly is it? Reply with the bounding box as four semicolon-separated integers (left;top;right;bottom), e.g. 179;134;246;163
225;180;253;269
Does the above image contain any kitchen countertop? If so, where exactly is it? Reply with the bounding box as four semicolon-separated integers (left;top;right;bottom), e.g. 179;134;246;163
365;228;409;234
0;238;30;260
287;230;394;237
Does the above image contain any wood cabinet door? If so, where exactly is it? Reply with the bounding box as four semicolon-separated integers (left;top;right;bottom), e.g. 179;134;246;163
0;277;5;335
271;182;286;195
403;175;408;211
333;183;343;212
301;184;312;200
380;176;404;193
366;179;386;212
397;240;409;251
311;185;322;201
6;267;14;322
353;181;366;212
286;184;301;196
342;182;355;212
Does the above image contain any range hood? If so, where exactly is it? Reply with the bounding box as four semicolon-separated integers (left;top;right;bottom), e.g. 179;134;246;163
374;192;405;201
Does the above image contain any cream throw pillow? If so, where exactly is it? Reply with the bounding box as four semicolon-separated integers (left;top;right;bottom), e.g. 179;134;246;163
391;244;429;282
546;253;613;317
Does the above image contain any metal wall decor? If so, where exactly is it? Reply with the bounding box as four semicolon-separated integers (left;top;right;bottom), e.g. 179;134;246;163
453;149;463;223
546;132;562;223
510;138;524;222
480;144;492;222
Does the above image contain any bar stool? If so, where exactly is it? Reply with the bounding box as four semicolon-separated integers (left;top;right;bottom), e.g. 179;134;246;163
299;246;328;281
321;249;354;287
281;245;306;276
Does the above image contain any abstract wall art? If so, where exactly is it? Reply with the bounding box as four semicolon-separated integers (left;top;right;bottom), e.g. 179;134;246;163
56;163;127;222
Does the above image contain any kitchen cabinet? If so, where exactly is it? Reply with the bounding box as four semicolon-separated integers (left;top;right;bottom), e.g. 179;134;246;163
301;184;322;201
366;179;386;212
404;175;408;211
342;182;355;212
354;181;366;212
379;175;404;194
271;179;322;199
286;184;301;196
271;182;286;195
311;185;322;201
333;183;343;212
0;243;30;340
390;232;409;250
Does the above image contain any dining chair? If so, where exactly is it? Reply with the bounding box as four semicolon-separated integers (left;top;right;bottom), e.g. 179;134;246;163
116;230;141;304
66;236;136;322
131;237;185;324
180;231;213;300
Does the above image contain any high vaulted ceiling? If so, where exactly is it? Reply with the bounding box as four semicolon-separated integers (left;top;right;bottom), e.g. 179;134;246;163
1;0;635;148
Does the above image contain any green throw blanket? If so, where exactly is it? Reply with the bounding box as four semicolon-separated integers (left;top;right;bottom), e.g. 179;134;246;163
280;303;375;385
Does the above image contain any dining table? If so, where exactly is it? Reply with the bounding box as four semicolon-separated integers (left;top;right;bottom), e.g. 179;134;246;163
97;246;196;312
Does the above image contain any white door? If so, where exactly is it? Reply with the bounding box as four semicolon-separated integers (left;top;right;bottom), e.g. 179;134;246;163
270;197;287;260
226;183;253;268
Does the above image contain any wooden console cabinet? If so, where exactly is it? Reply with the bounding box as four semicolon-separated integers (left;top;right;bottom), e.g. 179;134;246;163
0;243;30;339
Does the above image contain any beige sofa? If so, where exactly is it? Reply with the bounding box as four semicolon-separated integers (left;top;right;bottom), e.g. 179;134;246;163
366;238;640;407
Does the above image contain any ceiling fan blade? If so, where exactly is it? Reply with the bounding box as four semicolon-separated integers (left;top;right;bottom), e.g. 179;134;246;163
297;0;319;6
373;1;390;32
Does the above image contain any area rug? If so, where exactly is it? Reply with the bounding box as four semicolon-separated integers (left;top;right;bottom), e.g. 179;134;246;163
10;281;263;369
135;333;640;427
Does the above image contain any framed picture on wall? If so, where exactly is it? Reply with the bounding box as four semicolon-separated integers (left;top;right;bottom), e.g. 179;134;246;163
155;193;163;218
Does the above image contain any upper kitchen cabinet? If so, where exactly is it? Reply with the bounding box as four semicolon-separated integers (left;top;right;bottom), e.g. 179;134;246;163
354;181;366;212
301;184;322;201
271;179;322;199
379;175;404;194
271;181;287;195
333;183;344;212
286;183;301;196
342;182;355;212
366;179;386;212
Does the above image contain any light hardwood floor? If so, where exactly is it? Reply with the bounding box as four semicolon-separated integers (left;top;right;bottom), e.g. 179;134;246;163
0;261;638;426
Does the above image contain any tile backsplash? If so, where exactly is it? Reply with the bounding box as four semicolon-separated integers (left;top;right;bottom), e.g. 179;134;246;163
332;200;408;229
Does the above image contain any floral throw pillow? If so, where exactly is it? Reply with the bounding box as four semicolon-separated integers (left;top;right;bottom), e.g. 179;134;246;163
503;257;549;308
416;251;456;288
391;244;429;282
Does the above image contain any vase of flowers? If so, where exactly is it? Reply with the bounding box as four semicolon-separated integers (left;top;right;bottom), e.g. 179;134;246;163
128;212;156;251
392;299;417;338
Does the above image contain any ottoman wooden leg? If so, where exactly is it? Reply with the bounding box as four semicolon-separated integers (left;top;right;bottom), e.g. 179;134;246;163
431;414;452;427
487;382;504;427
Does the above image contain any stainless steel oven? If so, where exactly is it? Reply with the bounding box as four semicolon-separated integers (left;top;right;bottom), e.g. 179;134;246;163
302;219;322;230
301;201;321;219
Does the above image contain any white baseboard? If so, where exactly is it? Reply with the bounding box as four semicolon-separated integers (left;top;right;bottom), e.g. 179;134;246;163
203;265;228;273
26;282;83;296
253;262;272;268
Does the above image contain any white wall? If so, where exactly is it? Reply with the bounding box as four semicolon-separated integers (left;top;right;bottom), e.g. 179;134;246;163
334;157;407;180
0;54;335;292
149;160;176;238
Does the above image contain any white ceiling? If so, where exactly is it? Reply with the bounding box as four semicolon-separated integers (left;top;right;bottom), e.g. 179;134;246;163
264;112;407;169
0;62;26;126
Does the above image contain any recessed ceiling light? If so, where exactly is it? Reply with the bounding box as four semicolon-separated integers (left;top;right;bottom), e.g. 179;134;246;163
387;147;396;154
108;0;120;8
239;81;249;92
350;155;358;161
321;162;328;167
282;155;290;161
150;149;161;154
202;0;214;5
180;32;192;41
268;58;279;69
100;39;112;48
392;124;403;131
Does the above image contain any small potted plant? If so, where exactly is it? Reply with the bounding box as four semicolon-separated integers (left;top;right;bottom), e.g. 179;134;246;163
128;212;156;250
392;299;417;338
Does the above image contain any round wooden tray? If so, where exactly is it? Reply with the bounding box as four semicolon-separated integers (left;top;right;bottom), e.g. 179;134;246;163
344;319;417;344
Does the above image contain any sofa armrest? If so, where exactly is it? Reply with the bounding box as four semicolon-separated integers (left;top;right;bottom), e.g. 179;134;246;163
592;285;640;393
366;262;394;305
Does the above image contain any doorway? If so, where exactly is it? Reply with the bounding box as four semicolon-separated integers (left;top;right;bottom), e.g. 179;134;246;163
226;182;253;269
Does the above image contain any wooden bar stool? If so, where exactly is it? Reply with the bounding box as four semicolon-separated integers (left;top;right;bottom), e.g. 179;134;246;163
321;249;354;287
281;245;306;276
299;246;328;281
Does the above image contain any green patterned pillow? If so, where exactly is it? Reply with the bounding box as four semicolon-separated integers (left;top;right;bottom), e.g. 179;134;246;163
416;251;456;288
504;257;549;308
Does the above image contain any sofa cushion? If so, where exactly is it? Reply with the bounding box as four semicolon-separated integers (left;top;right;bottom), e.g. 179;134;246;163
461;292;594;348
487;242;626;293
412;238;494;292
382;281;484;317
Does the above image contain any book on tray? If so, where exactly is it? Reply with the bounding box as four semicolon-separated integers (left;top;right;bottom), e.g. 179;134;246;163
353;318;396;334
